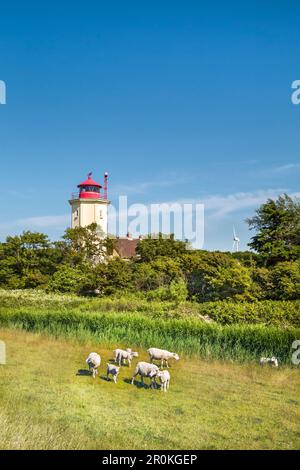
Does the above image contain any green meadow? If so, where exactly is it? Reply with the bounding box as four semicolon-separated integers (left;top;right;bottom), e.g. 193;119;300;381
0;290;299;449
0;328;299;450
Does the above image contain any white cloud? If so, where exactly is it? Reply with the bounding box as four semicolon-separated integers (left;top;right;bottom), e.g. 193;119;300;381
111;174;193;196
0;214;69;231
248;163;300;179
271;163;300;173
203;189;292;218
156;189;300;220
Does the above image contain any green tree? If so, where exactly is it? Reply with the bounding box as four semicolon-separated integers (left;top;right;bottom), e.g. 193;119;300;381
269;260;300;300
179;251;252;302
80;258;134;296
250;266;273;300
133;257;183;291
62;223;110;265
246;194;300;265
136;233;188;262
0;231;60;288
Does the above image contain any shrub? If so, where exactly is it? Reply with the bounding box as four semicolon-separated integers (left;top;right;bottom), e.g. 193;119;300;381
146;280;188;304
47;265;86;293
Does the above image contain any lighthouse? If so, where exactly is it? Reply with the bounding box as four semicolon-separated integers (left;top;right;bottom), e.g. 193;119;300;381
69;172;110;237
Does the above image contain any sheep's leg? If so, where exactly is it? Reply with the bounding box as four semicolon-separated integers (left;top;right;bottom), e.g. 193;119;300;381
113;375;117;384
166;360;169;368
161;359;164;369
167;379;170;390
131;369;138;385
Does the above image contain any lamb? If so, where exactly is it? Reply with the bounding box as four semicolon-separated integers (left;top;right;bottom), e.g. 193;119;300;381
131;361;159;388
113;348;132;362
116;349;139;367
86;352;101;378
157;370;171;392
147;347;180;368
260;356;279;367
106;363;120;383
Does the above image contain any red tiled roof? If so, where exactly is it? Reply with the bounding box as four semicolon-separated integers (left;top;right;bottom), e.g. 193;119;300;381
115;238;140;259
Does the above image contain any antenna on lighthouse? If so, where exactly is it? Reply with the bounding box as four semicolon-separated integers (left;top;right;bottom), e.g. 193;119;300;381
104;172;108;200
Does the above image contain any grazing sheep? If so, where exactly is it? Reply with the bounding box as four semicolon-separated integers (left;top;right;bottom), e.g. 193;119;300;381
260;356;279;367
147;348;180;368
131;361;159;387
106;363;120;383
157;370;171;392
116;349;139;367
86;352;101;378
113;348;132;362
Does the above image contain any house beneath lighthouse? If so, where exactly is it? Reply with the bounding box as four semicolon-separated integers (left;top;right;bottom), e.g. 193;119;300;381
69;172;110;238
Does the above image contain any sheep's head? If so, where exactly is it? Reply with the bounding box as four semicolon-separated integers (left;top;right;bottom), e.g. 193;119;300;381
149;369;158;378
131;351;139;358
173;353;180;361
271;357;278;367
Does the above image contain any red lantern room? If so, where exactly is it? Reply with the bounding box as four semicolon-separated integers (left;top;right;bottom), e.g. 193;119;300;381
77;172;102;199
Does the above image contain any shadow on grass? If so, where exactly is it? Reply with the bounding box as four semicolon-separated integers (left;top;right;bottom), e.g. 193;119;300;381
100;375;111;382
76;369;92;377
124;377;159;389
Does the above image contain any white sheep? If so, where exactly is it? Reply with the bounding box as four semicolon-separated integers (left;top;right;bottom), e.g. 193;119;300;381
131;361;159;388
113;348;132;362
157;370;171;392
116;349;139;367
106;363;120;383
147;347;180;368
86;352;101;378
260;356;279;367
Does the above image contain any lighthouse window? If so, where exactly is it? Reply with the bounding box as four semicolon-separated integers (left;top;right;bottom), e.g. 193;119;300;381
80;186;100;193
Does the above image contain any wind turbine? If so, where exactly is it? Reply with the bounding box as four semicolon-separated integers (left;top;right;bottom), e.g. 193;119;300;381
232;226;240;252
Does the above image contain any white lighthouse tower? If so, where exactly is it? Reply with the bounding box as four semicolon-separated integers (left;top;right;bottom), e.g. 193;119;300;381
69;172;110;237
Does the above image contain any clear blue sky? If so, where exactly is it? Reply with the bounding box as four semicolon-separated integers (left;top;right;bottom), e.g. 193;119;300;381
0;1;299;250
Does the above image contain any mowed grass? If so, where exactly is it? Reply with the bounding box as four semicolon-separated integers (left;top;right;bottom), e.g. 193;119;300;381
0;328;299;450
